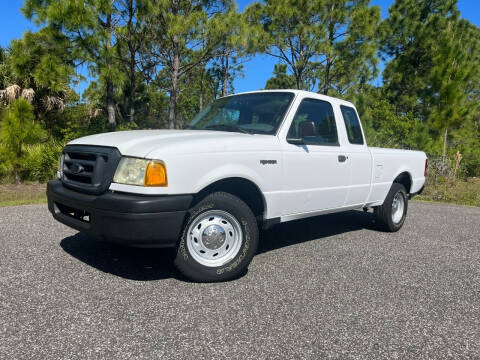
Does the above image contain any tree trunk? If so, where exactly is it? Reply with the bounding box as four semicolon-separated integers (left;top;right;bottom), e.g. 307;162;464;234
323;19;335;96
199;66;204;110
129;70;135;123
106;13;116;126
14;170;20;184
168;43;180;130
323;58;331;95
222;54;229;97
442;127;448;165
106;80;116;126
295;70;303;90
15;143;22;184
168;83;177;130
199;31;205;109
127;0;135;123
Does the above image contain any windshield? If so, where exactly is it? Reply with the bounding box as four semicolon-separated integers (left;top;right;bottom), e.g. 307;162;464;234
186;92;294;135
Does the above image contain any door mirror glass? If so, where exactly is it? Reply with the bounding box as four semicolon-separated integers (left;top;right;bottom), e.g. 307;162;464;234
298;121;316;138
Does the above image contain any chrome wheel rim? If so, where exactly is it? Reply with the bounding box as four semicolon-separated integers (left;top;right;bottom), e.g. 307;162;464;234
186;210;243;267
391;191;405;224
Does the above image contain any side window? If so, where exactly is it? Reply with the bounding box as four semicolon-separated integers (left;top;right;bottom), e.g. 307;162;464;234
341;105;364;145
288;98;339;146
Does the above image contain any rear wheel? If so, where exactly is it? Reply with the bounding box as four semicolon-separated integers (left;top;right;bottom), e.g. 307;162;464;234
174;191;258;282
374;183;408;232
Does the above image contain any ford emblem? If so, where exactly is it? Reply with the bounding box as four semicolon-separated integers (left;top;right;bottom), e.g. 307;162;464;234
70;163;84;175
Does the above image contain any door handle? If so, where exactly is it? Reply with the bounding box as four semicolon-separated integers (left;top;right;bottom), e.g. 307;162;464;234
338;155;348;162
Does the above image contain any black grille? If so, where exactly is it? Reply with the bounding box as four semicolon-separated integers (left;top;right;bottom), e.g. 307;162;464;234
61;145;121;195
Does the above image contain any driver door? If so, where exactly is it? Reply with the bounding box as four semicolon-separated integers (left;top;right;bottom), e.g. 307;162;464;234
280;98;350;217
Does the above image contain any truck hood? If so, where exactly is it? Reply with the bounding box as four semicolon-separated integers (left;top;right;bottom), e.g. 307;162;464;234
68;129;277;158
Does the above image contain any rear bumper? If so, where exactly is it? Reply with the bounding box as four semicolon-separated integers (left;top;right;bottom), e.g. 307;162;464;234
47;180;193;247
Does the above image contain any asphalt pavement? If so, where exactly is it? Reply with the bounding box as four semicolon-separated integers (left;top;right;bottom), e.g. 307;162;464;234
0;201;479;359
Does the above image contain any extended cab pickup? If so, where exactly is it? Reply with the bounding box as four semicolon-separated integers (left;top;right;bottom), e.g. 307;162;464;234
47;90;427;282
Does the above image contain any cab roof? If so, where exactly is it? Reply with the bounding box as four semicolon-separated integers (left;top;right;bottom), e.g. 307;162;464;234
221;89;356;109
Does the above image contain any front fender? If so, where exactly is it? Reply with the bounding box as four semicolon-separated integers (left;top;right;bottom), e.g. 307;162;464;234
192;163;267;194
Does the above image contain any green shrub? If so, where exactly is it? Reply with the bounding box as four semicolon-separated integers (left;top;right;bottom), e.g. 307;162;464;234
22;141;65;182
0;143;14;183
116;122;139;131
0;99;45;183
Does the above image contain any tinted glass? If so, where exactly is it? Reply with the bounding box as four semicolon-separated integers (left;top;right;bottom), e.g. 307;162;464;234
187;92;294;135
288;98;339;146
341;105;364;145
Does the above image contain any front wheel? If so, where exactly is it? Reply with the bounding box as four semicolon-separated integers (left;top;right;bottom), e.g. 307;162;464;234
374;183;408;232
174;192;259;282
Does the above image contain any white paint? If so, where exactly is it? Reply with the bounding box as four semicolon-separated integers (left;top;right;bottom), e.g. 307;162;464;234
69;90;427;222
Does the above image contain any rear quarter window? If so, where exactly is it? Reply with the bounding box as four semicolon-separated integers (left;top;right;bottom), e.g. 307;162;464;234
340;105;364;145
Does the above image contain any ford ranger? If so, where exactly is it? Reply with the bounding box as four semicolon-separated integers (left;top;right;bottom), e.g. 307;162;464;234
47;90;427;282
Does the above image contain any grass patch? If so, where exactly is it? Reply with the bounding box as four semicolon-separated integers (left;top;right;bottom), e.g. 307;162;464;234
416;177;480;207
0;178;479;208
0;182;47;207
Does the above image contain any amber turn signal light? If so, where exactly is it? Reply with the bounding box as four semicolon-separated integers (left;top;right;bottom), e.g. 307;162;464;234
144;161;168;187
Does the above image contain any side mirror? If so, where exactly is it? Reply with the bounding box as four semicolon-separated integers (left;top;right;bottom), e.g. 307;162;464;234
286;137;304;145
287;121;316;145
298;121;316;138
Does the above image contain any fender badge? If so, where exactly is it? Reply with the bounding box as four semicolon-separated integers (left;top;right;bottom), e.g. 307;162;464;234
260;160;277;165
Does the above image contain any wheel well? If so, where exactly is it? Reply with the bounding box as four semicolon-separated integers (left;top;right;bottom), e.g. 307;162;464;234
393;172;412;193
194;178;266;219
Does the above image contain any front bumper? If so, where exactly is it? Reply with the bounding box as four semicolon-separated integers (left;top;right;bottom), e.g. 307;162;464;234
47;180;193;247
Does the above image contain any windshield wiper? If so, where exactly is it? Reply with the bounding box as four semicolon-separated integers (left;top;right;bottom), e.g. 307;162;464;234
204;124;252;134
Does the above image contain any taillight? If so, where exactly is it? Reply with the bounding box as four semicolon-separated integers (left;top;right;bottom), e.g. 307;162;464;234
424;158;428;177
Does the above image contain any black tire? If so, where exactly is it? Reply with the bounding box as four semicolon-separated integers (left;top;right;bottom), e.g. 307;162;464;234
374;183;408;232
173;191;259;282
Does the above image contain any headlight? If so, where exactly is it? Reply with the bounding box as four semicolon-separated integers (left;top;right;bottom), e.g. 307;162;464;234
113;157;168;187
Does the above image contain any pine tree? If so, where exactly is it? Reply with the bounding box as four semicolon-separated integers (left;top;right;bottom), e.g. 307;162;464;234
144;0;229;129
246;0;380;94
429;19;480;163
380;0;459;118
208;4;251;97
114;0;151;124
381;0;480;163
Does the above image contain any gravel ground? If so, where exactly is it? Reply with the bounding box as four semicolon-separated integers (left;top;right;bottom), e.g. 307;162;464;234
0;201;479;359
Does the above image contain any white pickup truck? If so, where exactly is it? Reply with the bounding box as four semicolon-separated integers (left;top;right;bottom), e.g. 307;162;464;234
47;90;427;282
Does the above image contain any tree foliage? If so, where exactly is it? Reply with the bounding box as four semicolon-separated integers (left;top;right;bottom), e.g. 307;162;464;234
143;0;232;128
23;0;126;126
8;30;76;119
0;0;480;184
265;64;296;90
381;0;480;165
0;99;45;183
247;0;380;94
